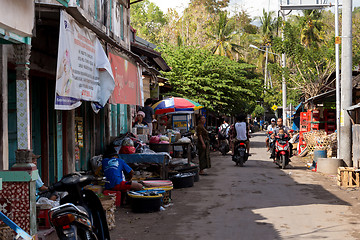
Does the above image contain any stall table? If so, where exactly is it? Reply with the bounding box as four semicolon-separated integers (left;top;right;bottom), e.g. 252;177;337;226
118;153;170;179
171;142;191;164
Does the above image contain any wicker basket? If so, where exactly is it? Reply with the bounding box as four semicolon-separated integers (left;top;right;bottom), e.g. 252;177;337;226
100;195;116;231
0;225;14;240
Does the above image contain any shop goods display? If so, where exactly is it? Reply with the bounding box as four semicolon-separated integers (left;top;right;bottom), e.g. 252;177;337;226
303;131;337;157
142;180;173;205
127;190;165;213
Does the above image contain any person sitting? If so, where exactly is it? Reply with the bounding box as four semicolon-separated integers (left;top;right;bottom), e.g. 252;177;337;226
233;114;251;156
102;147;143;192
32;153;58;201
277;128;289;140
266;118;276;151
133;111;148;128
270;118;293;159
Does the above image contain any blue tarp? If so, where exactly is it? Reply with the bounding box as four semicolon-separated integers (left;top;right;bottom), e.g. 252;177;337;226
118;153;170;165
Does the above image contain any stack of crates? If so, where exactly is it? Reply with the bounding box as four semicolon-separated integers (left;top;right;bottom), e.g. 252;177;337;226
298;112;308;155
300;112;309;132
308;109;320;131
324;109;336;134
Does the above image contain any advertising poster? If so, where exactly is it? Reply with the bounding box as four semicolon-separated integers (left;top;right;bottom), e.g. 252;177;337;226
55;10;114;110
108;51;143;106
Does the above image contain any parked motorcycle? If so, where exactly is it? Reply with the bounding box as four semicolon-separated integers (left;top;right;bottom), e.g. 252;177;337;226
270;131;291;169
218;139;229;155
232;140;248;167
47;173;110;240
181;130;197;159
207;127;218;152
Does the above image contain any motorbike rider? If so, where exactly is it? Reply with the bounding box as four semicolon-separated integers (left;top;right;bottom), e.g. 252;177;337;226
218;118;230;142
266;118;276;151
218;118;230;139
232;114;251;155
270;118;293;159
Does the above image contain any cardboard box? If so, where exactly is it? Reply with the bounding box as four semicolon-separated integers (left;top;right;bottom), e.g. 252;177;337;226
137;127;150;135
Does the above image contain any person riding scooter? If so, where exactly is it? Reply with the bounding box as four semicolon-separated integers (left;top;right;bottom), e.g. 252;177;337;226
266;118;276;151
232;114;250;155
270;118;293;159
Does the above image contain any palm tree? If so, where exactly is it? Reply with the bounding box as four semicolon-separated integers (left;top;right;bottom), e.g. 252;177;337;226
207;11;240;60
299;10;324;47
259;9;277;44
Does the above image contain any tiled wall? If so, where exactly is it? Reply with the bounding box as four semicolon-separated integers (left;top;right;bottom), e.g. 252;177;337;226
0;182;30;233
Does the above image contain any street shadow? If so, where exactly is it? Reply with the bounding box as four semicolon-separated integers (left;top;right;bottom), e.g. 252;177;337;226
112;132;351;240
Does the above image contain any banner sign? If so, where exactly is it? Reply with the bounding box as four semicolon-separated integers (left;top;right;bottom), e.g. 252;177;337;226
55;10;114;110
108;51;143;106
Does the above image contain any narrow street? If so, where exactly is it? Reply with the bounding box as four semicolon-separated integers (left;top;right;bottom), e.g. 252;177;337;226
111;133;360;240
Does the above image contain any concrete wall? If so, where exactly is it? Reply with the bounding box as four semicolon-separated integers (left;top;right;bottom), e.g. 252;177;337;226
0;0;34;37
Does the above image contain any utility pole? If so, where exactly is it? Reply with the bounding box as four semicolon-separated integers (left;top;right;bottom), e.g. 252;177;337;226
335;0;340;157
264;45;269;90
340;0;353;166
281;15;287;125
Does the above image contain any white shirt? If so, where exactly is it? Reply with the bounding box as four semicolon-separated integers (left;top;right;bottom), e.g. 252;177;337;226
235;122;247;141
267;124;276;132
219;123;230;137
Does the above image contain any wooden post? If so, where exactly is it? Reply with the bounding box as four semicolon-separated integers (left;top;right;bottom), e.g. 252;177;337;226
352;124;360;168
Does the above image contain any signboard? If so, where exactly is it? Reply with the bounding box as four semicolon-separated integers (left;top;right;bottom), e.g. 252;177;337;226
335;36;341;45
55;10;115;110
108;51;143;106
172;114;191;131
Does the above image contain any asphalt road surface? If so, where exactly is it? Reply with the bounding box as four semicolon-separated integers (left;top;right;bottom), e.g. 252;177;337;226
111;132;360;240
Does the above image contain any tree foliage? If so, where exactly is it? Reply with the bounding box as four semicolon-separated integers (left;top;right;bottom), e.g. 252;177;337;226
207;11;241;60
130;0;167;45
271;19;335;100
159;44;262;115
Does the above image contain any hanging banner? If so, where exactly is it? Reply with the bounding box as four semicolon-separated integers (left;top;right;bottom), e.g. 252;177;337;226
55;10;114;110
108;51;143;106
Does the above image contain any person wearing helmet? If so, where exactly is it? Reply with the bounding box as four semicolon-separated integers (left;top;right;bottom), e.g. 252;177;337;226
266;118;277;151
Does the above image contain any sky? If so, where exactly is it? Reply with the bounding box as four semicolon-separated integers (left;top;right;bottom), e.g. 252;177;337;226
149;0;360;19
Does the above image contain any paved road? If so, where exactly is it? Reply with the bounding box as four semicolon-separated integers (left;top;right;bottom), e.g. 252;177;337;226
112;132;360;240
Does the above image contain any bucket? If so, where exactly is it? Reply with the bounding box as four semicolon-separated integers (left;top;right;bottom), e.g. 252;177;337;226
127;190;164;213
313;150;327;163
169;173;195;189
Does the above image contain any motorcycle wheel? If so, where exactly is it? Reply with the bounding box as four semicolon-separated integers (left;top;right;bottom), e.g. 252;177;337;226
281;155;286;169
238;155;244;167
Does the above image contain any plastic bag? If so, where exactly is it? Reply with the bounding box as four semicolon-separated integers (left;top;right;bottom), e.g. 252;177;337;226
37;197;60;208
177;137;191;143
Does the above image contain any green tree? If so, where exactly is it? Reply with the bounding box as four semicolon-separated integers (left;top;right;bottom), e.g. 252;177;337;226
259;9;278;44
298;10;325;47
130;0;167;45
190;0;229;14
159;43;262;115
207;11;241;60
271;20;335;100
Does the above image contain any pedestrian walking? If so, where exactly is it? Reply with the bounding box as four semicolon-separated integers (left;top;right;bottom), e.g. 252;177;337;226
196;115;211;175
140;98;155;135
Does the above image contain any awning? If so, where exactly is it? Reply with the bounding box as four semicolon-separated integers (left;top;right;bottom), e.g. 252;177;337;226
304;89;336;103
